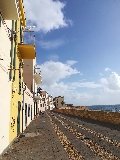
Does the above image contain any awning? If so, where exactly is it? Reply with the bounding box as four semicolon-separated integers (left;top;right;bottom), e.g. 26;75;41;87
34;74;42;84
18;44;36;59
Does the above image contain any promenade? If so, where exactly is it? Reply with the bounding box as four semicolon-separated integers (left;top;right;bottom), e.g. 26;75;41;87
2;111;120;160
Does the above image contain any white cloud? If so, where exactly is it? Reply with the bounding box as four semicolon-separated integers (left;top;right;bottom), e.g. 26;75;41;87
101;72;120;90
99;72;103;76
24;0;72;32
40;81;120;106
38;61;120;105
39;39;65;49
69;81;103;89
100;78;108;85
66;60;78;66
46;54;59;61
104;67;111;71
38;61;80;86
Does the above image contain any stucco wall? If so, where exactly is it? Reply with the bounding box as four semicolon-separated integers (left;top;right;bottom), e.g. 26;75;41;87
53;108;120;125
23;86;33;131
0;20;12;154
23;59;33;92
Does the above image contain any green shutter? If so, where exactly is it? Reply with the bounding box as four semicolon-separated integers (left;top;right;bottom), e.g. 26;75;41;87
15;20;17;32
13;46;16;81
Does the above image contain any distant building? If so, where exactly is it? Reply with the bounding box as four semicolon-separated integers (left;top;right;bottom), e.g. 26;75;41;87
53;96;66;108
38;90;48;112
48;95;55;110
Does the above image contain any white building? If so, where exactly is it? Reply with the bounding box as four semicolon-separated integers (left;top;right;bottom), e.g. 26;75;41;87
22;82;33;131
53;96;66;108
37;90;48;112
48;95;55;110
22;59;42;130
0;16;12;155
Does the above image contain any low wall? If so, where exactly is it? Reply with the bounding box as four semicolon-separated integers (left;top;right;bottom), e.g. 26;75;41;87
53;108;120;125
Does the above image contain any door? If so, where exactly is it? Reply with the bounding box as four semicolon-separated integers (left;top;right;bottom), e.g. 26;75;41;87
17;101;21;135
25;103;27;126
34;102;35;116
31;105;32;120
36;102;37;115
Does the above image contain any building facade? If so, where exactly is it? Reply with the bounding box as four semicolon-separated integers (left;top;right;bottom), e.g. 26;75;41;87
38;90;48;112
22;58;42;127
22;82;33;131
0;0;42;156
0;17;12;155
0;0;26;155
48;95;54;110
53;96;66;108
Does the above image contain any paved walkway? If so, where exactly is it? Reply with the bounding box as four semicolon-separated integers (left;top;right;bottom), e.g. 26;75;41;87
2;112;69;160
2;111;120;160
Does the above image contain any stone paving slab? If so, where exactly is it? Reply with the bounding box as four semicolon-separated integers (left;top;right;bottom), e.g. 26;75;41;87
2;113;69;160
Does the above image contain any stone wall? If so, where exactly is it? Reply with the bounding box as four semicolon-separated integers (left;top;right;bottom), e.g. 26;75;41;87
53;108;120;125
59;106;88;110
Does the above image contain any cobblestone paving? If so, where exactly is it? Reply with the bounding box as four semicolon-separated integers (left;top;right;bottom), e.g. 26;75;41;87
2;113;69;160
50;111;120;160
2;111;120;160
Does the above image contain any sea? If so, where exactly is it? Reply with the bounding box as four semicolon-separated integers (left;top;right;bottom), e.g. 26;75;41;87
88;104;120;112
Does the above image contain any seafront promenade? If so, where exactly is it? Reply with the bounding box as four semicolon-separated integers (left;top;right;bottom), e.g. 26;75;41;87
2;111;120;160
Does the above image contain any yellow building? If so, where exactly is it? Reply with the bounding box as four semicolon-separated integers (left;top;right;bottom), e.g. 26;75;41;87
0;0;26;155
9;0;37;143
9;0;26;143
0;0;37;155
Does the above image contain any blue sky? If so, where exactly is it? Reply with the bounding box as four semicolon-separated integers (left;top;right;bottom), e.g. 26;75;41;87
24;0;120;106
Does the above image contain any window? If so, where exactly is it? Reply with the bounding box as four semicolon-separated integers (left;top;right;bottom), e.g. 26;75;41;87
20;22;23;43
28;104;30;117
9;49;12;81
13;46;16;81
18;70;21;94
0;16;1;27
9;20;14;81
40;104;42;107
42;98;45;101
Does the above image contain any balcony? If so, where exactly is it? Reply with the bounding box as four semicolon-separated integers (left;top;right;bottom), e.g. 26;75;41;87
0;0;26;24
34;74;42;84
18;44;36;59
0;0;20;20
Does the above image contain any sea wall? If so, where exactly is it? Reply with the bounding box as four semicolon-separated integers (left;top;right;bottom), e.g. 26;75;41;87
53;108;120;125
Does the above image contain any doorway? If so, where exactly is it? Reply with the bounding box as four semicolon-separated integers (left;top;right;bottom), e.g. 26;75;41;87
25;103;27;126
17;101;21;135
31;105;32;120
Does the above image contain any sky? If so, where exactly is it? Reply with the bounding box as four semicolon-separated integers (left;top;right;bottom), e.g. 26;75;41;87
23;0;120;106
